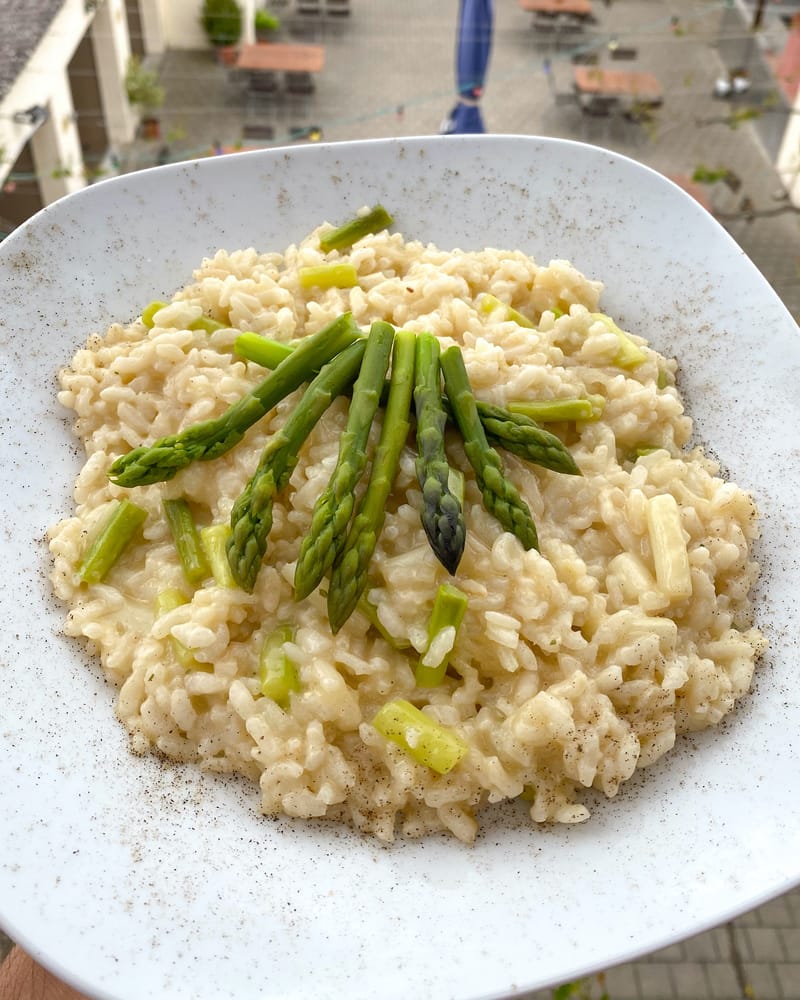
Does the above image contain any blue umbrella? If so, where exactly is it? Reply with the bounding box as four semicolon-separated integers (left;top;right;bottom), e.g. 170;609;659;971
442;0;494;134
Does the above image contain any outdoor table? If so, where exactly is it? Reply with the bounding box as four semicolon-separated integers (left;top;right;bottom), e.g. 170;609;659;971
572;66;663;103
519;0;593;17
235;43;325;74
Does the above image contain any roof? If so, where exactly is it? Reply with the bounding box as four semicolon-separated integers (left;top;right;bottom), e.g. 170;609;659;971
0;0;65;102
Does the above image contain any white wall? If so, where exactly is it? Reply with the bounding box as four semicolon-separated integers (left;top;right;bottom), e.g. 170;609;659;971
0;0;90;193
157;0;255;50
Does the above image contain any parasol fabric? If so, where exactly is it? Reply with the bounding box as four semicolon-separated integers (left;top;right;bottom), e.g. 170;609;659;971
442;0;494;134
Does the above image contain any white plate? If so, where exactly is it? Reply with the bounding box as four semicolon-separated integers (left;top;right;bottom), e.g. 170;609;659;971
0;135;798;1000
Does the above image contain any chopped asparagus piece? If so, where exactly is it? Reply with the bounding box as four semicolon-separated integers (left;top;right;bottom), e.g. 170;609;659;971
298;263;358;290
327;329;416;632
590;313;648;369
142;301;226;333
508;396;604;423
234;332;294;369
646;493;692;601
163;498;209;585
372;699;468;775
318;205;394;253
77;499;147;584
142;301;168;328
356;595;412;650
259;624;301;707
478;293;535;329
199;523;238;589
415;583;469;688
155;588;198;669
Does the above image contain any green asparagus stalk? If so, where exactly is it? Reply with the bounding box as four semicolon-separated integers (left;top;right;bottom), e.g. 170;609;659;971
77;499;148;584
233;332;576;475
475;401;582;476
327;329;416;632
226;339;367;593
318;205;394;253
440;345;539;552
413;332;466;574
108;313;361;488
162;498;209;585
259;624;301;707
298;263;358;289
372;699;468;775
415;582;469;688
294;321;396;601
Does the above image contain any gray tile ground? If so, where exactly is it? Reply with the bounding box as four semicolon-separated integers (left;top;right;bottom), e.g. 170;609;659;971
3;1;800;996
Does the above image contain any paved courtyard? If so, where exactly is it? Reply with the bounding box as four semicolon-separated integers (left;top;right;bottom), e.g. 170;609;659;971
3;1;800;997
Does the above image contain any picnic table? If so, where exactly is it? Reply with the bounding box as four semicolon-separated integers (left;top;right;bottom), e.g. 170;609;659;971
519;0;593;17
235;43;325;74
573;66;663;103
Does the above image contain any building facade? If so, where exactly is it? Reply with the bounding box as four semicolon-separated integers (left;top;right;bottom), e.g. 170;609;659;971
0;0;256;239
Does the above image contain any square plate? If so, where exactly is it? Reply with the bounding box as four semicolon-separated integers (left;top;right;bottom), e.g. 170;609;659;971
0;135;798;1000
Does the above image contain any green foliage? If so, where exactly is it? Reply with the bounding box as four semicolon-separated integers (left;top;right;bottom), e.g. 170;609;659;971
692;164;731;185
254;9;280;31
124;56;164;112
551;975;610;1000
201;0;243;47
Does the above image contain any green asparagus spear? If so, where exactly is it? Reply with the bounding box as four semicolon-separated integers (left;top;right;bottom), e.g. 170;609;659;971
327;329;416;632
226;339;367;592
294;321;395;601
232;332;578;476
77;499;148;584
475;401;582;476
108;313;361;488
413;332;466;574
440;346;539;551
318;205;394;253
162;498;209;585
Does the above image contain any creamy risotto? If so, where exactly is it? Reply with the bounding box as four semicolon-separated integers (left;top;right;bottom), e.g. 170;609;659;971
48;215;764;843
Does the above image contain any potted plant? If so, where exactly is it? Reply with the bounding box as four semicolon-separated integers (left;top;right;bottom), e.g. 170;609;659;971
201;0;243;53
254;9;280;41
125;55;165;140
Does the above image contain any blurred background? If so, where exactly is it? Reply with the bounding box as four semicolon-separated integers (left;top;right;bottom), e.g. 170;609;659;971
1;1;799;997
2;0;800;325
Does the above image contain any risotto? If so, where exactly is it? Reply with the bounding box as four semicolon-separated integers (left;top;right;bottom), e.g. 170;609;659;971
48;212;764;843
